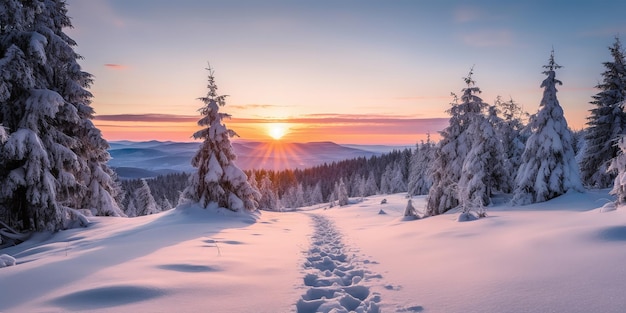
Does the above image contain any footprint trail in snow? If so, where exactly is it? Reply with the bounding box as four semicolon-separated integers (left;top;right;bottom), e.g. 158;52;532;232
297;214;381;313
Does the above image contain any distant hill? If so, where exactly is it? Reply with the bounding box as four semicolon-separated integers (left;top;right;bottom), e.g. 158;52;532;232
107;140;390;179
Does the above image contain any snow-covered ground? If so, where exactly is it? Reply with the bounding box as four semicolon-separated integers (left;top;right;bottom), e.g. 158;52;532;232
2;190;626;312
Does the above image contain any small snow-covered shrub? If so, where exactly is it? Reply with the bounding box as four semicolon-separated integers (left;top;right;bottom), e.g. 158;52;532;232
0;254;16;268
457;212;479;222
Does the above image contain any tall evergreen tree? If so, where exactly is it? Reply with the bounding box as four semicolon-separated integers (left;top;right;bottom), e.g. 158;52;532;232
513;51;583;205
407;136;434;196
0;0;122;232
580;37;626;188
183;66;260;212
458;102;505;214
493;96;527;193
426;68;484;216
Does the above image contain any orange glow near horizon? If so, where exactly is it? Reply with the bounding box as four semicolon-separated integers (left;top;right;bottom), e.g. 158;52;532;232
267;123;290;140
93;117;443;145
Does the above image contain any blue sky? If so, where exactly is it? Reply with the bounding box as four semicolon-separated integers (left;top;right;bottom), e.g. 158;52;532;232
65;0;626;143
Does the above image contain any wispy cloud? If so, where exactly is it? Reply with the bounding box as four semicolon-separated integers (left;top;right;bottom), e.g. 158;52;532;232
104;63;128;70
229;114;448;133
94;113;198;122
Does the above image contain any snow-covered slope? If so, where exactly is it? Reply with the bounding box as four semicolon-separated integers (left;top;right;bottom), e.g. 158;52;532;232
1;191;626;312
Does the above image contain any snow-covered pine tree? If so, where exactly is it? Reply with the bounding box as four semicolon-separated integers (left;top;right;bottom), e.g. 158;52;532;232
183;66;260;212
364;172;378;196
0;0;122;232
445;71;506;216
379;165;392;195
493;96;527;193
134;179;158;216
458;102;505;214
310;182;324;205
580;37;626;188
160;196;173;212
295;183;306;208
336;178;349;206
258;174;278;210
426;68;482;216
407;135;434;196
125;198;138;218
512;51;583;205
608;135;626;204
389;161;408;194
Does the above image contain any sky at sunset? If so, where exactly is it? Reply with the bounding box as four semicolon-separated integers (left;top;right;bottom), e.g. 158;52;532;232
64;0;626;144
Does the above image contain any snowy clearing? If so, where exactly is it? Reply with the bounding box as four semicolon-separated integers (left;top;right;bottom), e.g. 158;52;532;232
1;190;626;312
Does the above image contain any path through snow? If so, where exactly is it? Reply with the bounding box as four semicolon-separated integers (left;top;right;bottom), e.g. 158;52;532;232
297;214;382;313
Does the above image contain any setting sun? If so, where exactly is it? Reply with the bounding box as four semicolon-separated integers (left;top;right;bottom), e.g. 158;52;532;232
268;123;289;140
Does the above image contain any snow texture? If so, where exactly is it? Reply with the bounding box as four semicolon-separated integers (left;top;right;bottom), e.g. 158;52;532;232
297;214;381;313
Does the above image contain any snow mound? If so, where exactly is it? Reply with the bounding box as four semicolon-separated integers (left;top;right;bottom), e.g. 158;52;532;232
594;226;626;242
0;254;16;267
456;212;479;222
599;201;617;213
48;285;167;311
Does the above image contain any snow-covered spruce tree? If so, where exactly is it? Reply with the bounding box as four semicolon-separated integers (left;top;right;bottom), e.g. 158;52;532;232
407;135;434;196
335;178;349;206
0;0;123;232
453;72;506;216
457;103;505;215
426;68;484;216
512;51;583;205
364;172;378;196
258;174;278;210
580;37;626;188
484;105;509;193
608;136;626;204
133;179;158;216
183;66;260;212
310;182;324;205
493;96;527;193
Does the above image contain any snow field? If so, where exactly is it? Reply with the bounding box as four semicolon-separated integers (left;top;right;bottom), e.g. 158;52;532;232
322;192;626;313
0;204;310;313
2;191;626;312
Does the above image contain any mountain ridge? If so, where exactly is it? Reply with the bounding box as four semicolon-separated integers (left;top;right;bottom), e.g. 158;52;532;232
107;140;403;179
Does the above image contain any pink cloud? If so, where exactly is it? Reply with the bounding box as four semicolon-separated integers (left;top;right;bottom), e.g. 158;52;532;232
94;113;198;122
104;63;128;70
